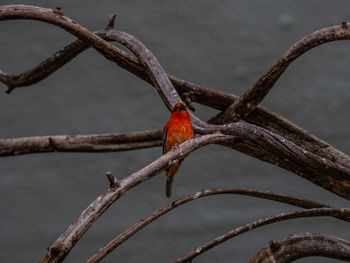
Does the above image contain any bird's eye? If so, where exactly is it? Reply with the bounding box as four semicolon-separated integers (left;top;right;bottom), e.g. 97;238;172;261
179;104;186;111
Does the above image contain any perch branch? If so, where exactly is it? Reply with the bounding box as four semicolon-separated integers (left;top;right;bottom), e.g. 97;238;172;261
39;133;237;263
0;129;162;156
209;22;350;124
86;188;350;263
174;208;350;263
249;232;350;263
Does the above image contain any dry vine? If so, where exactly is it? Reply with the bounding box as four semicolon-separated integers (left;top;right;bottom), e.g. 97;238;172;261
1;4;350;263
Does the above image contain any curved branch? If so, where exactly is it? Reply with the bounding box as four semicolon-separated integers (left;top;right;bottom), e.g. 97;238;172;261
102;30;181;110
174;208;350;263
210;22;350;124
0;129;162;156
0;37;89;92
249;233;350;263
39;133;236;263
86;188;350;263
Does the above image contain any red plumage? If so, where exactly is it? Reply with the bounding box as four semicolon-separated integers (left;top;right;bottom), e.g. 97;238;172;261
163;103;194;197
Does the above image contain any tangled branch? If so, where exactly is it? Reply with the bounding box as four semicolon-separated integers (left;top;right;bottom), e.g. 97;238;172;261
1;4;350;263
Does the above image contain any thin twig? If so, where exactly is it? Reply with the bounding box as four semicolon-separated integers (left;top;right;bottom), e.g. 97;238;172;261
0;130;162;156
39;134;236;263
174;208;350;263
209;22;350;124
86;188;350;263
248;232;350;263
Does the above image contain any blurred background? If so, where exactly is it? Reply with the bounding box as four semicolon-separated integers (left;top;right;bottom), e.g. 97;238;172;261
1;1;350;262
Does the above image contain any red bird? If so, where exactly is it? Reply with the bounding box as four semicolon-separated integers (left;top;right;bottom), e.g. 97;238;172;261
163;103;194;197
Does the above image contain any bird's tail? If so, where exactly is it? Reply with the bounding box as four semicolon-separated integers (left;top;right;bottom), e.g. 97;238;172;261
166;177;173;198
165;163;179;198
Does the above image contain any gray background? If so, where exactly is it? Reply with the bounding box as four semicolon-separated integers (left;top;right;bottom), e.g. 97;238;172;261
1;1;350;262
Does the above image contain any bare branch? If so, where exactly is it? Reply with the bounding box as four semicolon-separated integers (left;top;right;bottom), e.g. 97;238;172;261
0;130;162;157
39;133;236;263
86;188;350;263
174;208;350;263
102;30;182;110
209;22;350;124
0;5;159;98
0;37;90;93
249;233;350;263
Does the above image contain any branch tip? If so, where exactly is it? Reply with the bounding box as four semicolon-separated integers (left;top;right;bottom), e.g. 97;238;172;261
106;14;117;29
5;84;15;94
106;171;119;187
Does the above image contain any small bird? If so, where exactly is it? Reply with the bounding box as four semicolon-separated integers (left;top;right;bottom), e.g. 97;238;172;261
163;103;194;197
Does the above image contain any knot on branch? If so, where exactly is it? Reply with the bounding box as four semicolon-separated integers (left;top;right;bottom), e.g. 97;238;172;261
53;7;64;16
342;21;350;30
48;241;69;256
268;240;280;253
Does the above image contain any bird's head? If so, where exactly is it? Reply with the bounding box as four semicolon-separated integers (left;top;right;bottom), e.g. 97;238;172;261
171;103;190;118
172;103;187;113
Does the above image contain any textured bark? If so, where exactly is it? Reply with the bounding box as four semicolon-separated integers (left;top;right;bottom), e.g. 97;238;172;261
0;130;161;156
